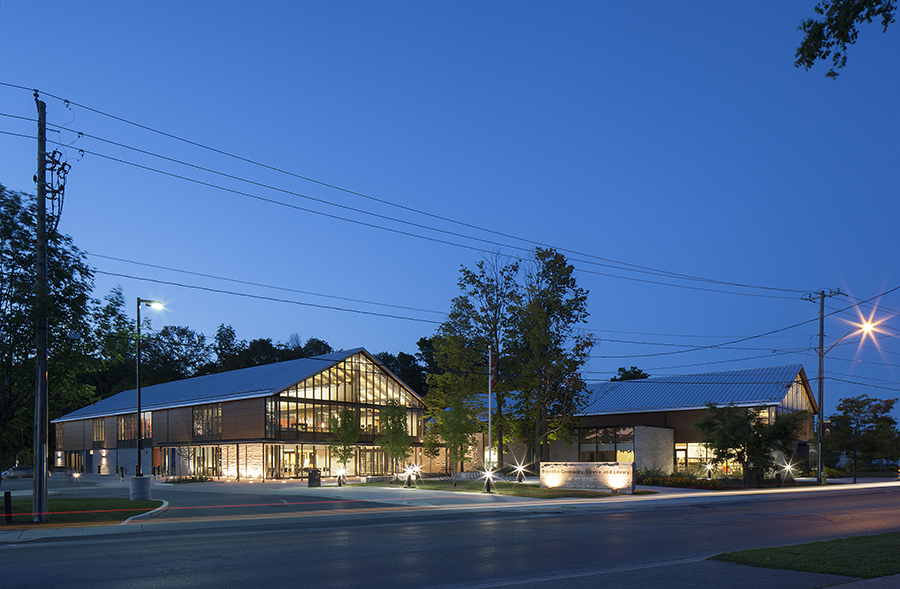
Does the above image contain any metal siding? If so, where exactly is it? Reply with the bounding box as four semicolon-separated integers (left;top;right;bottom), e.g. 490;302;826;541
581;365;805;415
53;348;367;423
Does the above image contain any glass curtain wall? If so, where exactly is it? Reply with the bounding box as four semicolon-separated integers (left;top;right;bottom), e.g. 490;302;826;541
578;427;635;462
258;353;426;478
268;353;425;443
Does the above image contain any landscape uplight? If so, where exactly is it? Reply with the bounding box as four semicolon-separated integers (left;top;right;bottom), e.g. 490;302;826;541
512;460;530;483
482;467;495;493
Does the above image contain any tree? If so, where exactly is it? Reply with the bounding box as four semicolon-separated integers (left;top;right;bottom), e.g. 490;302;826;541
374;351;427;396
379;400;412;475
142;325;211;385
212;324;247;372
694;404;810;488
424;395;479;486
611;366;650;381
825;394;898;483
82;286;137;398
300;337;332;358
507;248;594;467
795;0;896;78
1;185;97;468
328;407;361;483
428;254;521;469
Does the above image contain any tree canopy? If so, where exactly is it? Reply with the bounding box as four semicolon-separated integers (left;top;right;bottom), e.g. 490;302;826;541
328;407;361;481
795;0;896;78
1;185;97;468
825;394;898;482
378;399;412;474
507;248;594;465
694;403;809;487
426;248;594;470
611;366;650;381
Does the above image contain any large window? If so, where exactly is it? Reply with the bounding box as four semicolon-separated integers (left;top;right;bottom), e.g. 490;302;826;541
271;353;425;440
92;418;105;443
579;427;634;462
193;403;222;440
118;414;137;447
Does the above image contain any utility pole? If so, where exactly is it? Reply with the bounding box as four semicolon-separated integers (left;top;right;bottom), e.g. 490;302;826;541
33;93;49;522
803;288;844;485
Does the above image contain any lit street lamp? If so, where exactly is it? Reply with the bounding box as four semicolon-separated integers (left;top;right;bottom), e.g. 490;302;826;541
815;320;873;484
132;297;163;500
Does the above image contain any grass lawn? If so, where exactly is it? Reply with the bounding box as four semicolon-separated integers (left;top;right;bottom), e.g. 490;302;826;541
4;497;163;527
711;531;900;579
359;477;654;499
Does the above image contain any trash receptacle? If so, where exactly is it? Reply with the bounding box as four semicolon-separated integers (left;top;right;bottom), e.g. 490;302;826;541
308;468;321;487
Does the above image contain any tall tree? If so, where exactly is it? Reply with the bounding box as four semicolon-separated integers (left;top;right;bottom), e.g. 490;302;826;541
428;254;520;468
694;403;810;488
142;325;211;385
300;337;332;358
82;286;137;397
375;350;427;397
508;248;594;467
0;185;96;468
795;0;896;78
825;394;898;482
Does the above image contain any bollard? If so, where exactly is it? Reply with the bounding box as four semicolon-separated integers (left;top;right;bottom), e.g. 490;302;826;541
4;490;11;524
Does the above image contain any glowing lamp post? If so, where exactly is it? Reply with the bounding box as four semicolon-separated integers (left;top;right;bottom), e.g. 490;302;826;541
132;298;163;501
815;320;873;485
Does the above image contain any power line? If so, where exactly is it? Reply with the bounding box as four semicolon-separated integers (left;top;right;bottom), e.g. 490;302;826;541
827;377;900;393
0;90;810;294
639;350;805;372
0;128;803;301
88;252;447;316
93;270;443;325
591;337;807;354
586;327;812;339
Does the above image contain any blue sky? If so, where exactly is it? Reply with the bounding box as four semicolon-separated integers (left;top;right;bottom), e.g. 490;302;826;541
1;2;898;419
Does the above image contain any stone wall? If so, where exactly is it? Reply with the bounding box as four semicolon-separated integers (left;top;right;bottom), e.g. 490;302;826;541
634;425;674;474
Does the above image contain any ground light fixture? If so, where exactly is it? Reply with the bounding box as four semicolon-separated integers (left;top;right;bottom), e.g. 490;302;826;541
132;297;163;501
512;459;530;483
482;468;495;493
403;464;420;488
336;467;347;486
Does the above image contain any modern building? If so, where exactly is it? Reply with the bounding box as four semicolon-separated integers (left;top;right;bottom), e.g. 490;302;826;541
501;364;816;474
52;348;436;479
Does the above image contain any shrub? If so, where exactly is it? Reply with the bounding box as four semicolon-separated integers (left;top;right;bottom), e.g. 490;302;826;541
169;475;213;483
637;473;721;490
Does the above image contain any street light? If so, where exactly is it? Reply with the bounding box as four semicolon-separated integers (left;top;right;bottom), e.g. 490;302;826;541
815;320;873;485
132;298;162;500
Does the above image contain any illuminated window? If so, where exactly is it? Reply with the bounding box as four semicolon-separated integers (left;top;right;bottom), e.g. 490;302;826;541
193;403;222;440
579;427;634;462
118;414;137;446
93;418;105;442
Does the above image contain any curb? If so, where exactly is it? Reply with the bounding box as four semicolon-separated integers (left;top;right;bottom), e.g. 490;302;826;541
121;499;169;525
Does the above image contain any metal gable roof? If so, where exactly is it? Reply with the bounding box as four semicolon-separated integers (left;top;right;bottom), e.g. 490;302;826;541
579;364;809;416
53;348;366;423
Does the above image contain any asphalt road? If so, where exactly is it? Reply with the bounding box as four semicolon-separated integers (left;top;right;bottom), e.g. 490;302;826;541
2;480;899;589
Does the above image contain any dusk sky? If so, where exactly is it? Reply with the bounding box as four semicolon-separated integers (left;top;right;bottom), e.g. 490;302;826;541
1;2;898;420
